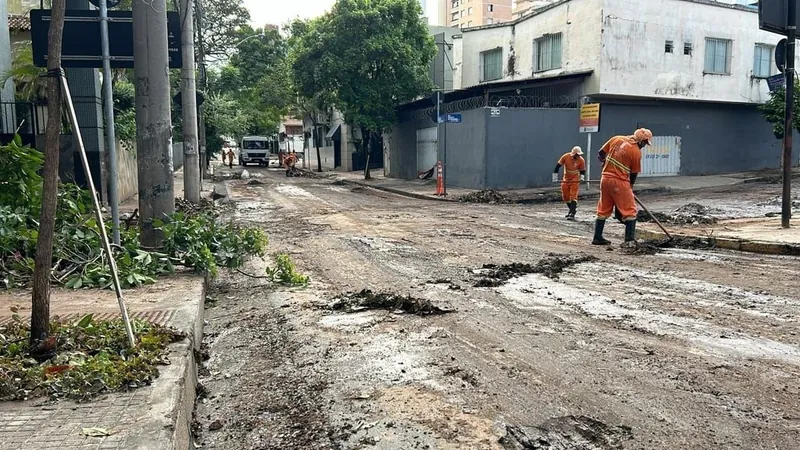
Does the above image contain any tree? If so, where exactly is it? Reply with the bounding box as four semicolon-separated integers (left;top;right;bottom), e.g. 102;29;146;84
294;0;435;179
31;0;66;345
289;19;333;172
198;0;251;61
759;80;800;139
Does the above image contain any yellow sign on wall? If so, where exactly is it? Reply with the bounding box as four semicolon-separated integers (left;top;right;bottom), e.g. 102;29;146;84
579;103;600;133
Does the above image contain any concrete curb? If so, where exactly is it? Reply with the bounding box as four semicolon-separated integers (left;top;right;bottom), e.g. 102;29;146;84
123;277;206;450
637;229;800;256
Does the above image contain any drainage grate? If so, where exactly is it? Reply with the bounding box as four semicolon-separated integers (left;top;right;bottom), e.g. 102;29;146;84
0;310;175;326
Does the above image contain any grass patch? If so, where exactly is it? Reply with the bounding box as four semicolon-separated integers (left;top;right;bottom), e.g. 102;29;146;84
0;313;183;402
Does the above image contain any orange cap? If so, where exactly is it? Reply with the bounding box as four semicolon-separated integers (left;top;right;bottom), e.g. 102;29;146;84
633;128;653;145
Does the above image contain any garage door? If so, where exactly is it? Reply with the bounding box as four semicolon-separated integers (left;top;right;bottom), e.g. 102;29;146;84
416;127;438;173
640;135;681;177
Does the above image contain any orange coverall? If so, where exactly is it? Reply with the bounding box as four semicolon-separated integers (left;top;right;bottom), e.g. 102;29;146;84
596;136;641;221
558;152;586;203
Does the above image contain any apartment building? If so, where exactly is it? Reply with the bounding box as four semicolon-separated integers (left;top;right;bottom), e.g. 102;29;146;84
445;0;512;29
387;0;798;190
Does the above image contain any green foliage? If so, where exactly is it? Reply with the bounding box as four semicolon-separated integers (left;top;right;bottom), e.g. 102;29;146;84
199;0;252;61
291;0;436;135
0;139;44;211
0;45;47;101
0;314;183;401
758;80;800;139
266;253;310;286
0;144;269;290
113;78;137;144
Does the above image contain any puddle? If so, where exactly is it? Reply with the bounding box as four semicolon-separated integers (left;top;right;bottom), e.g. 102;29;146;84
499;273;800;364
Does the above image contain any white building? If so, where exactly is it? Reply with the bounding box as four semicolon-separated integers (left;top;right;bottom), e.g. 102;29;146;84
387;0;798;189
455;0;790;104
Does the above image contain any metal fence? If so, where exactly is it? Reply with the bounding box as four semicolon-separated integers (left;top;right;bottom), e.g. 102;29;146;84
0;101;48;136
403;93;581;122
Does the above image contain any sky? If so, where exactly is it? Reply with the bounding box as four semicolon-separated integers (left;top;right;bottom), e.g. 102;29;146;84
242;0;337;27
242;0;437;27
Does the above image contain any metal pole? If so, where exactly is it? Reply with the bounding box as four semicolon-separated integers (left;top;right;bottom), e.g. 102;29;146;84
180;0;200;203
436;90;440;165
99;0;120;245
443;111;447;195
60;75;136;348
132;0;175;246
196;0;209;179
783;0;796;229
586;132;592;190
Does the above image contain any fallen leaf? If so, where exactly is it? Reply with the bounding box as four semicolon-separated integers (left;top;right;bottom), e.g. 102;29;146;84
82;427;112;437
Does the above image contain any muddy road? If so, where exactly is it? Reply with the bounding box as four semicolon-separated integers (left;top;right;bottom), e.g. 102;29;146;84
195;168;800;450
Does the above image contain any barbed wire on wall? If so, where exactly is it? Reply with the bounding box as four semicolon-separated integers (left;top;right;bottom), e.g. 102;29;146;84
403;94;581;122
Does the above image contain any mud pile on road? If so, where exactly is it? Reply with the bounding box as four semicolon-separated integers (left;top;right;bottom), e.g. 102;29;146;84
638;203;720;225
474;253;598;287
500;415;632;450
458;189;513;204
622;236;716;255
176;197;227;217
327;289;453;316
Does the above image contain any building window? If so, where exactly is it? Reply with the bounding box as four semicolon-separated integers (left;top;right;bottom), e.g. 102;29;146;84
461;10;465;17
704;37;732;75
684;42;693;56
451;12;459;21
486;18;494;24
480;48;503;82
665;40;674;53
534;33;563;72
452;0;459;8
753;43;774;78
488;4;494;12
468;7;473;14
467;20;473;27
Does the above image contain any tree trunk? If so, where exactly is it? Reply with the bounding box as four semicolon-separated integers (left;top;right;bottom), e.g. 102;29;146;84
363;129;372;180
30;0;66;345
314;121;322;173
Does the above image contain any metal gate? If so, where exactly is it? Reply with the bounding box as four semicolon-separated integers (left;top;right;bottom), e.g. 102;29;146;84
640;135;681;177
416;127;438;173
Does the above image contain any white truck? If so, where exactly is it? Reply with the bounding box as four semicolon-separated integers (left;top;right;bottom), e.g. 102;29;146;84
238;136;272;167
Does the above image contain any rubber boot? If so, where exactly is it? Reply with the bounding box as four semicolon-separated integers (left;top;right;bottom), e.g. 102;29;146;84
592;219;611;245
624;220;637;242
565;203;571;218
567;202;577;221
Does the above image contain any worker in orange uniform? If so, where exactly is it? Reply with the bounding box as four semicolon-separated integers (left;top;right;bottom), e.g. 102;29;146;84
552;146;586;221
592;128;652;245
283;150;298;176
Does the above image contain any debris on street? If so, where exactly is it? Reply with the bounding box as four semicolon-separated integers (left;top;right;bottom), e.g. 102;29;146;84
637;203;722;225
458;189;513;204
474;253;598;287
500;416;633;450
327;289;453;315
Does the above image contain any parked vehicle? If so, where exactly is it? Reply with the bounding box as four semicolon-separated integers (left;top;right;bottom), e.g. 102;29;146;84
238;136;272;166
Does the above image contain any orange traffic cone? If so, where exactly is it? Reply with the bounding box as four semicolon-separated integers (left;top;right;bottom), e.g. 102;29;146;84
435;161;444;196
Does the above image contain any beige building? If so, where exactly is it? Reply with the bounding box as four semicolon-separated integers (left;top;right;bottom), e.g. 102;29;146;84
445;0;512;29
512;0;560;19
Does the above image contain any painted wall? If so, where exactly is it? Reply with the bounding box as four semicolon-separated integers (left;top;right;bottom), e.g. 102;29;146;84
485;107;582;188
442;108;487;188
590;100;800;177
598;0;800;103
116;141;138;203
459;0;603;91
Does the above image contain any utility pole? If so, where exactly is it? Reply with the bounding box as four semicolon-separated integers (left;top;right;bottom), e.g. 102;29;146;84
196;0;209;179
180;0;200;203
783;0;796;229
99;0;121;244
132;0;175;246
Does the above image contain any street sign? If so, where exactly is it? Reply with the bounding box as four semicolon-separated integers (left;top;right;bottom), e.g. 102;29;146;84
759;0;800;36
579;103;600;133
776;38;787;72
767;73;786;92
438;113;462;123
31;9;182;69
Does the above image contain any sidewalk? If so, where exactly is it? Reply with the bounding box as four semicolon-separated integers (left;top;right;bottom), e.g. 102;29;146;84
638;217;800;255
330;170;768;203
